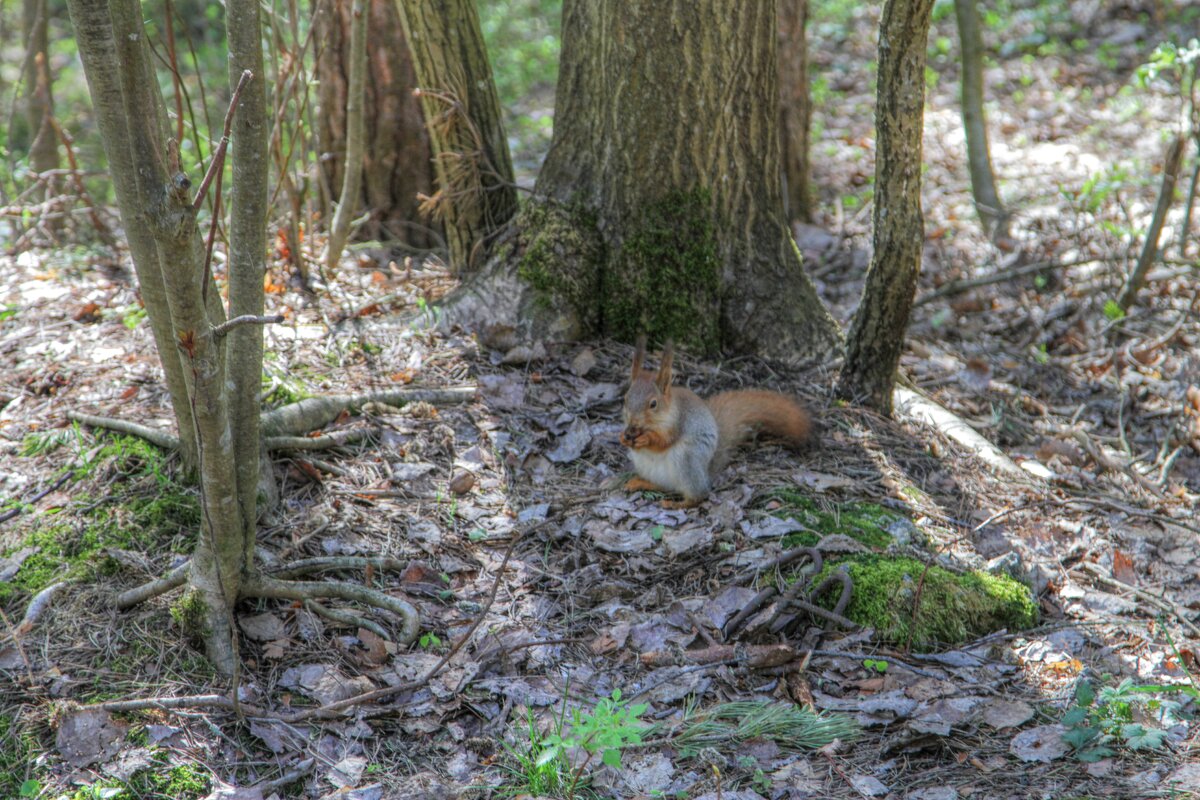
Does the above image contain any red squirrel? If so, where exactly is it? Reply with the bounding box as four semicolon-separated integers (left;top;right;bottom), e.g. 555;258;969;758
619;338;812;508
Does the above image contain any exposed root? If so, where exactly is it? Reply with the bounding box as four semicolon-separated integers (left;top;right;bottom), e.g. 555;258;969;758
640;643;797;669
245;575;419;644
115;563;189;610
66;410;180;450
260;386;476;438
265;429;368;451
268;556;409;579
18;581;73;635
304;599;389;640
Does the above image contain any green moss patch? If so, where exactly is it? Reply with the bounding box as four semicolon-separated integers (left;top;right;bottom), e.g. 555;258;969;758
604;189;722;353
1;435;198;608
813;555;1038;651
516;199;604;329
764;489;900;550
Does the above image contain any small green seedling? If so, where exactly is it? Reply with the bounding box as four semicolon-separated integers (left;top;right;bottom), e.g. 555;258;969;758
1061;678;1189;762
863;658;889;674
538;689;649;798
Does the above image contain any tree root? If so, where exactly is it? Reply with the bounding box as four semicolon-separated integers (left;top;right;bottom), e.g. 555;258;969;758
69;385;475;452
268;555;409;579
639;643;797;669
260;386;476;437
304;599;389;639
66;410;180;450
245;575;419;645
18;581;73;635
116;563;189;610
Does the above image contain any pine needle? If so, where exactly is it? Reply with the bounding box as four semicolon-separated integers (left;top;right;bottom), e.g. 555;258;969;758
672;701;859;756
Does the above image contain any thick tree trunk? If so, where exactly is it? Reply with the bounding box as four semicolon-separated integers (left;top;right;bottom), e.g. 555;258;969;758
22;0;60;185
954;0;1007;237
836;0;936;414
779;0;813;223
315;0;436;247
459;0;839;360
396;0;518;272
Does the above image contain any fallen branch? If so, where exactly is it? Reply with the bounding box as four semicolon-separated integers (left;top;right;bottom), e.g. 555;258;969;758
893;387;1047;480
640;643;798;669
914;257;1097;306
1076;562;1200;639
0;470;74;524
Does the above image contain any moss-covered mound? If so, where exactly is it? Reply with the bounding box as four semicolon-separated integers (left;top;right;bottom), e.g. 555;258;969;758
813;555;1038;651
764;490;901;551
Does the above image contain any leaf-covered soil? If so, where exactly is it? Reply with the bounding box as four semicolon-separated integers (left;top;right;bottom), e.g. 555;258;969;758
3;3;1200;800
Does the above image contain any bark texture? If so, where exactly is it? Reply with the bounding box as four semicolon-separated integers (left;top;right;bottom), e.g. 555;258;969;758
506;0;840;359
779;0;813;222
837;0;936;414
954;0;1007;236
225;0;271;558
396;0;518;272
315;0;436;246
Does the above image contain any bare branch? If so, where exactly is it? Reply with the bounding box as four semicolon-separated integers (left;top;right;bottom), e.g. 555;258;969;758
212;313;285;337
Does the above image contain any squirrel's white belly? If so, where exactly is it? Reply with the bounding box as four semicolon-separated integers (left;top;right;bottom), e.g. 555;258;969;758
629;446;689;495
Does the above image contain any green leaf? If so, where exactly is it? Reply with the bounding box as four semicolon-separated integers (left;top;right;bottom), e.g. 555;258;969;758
1074;680;1096;708
19;781;40;798
1103;300;1125;321
601;748;623;768
1061;708;1089;727
1122;724;1167;750
535;744;561;767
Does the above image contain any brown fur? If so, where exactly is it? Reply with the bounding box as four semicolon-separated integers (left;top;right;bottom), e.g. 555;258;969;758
705;390;812;471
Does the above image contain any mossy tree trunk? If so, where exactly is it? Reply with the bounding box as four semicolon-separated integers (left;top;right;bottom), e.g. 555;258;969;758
395;0;517;272
836;0;936;415
315;0;436;247
954;0;1007;237
779;0;813;223
474;0;840;360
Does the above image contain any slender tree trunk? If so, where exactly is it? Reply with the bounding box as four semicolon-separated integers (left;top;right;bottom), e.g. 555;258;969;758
779;0;813;223
836;0;936;414
450;0;840;361
324;0;368;271
66;0;201;471
396;0;517;272
1117;134;1186;312
954;0;1007;237
225;0;271;556
316;0;436;247
22;0;60;181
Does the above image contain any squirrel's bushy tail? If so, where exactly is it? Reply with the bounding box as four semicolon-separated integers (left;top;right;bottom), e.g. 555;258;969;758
706;390;812;472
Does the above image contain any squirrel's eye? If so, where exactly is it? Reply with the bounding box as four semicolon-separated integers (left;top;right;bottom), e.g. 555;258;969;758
649;399;658;409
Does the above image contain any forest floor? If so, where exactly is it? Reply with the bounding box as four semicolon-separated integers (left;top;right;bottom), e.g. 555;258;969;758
3;3;1200;800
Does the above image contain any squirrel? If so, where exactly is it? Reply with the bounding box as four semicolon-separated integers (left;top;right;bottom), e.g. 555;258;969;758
618;337;813;509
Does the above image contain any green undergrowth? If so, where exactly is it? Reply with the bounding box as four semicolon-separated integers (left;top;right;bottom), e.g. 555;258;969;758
812;555;1038;651
0;713;41;799
62;756;210;800
764;489;901;550
1;432;197;609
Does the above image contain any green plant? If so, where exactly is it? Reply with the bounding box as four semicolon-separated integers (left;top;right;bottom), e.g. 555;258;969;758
495;710;575;798
1103;299;1126;321
539;689;649;798
863;658;889;674
1061;678;1193;762
418;632;443;649
19;780;41;797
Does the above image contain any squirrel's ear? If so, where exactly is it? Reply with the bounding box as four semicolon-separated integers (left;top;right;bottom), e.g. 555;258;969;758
656;340;674;393
631;335;646;379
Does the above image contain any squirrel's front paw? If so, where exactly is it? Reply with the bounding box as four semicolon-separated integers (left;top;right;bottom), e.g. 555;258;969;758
620;428;650;449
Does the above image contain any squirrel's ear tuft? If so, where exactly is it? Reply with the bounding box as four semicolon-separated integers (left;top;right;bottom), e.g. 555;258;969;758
656;340;674;393
631;334;646;379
